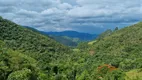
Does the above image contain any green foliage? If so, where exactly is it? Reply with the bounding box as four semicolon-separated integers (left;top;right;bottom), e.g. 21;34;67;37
125;69;142;80
77;70;90;80
97;29;113;40
77;42;89;50
104;70;125;80
0;40;47;80
7;68;32;80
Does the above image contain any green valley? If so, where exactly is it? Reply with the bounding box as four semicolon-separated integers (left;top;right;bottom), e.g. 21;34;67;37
0;16;142;80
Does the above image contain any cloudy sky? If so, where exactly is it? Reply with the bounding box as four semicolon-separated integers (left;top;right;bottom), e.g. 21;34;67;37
0;0;142;34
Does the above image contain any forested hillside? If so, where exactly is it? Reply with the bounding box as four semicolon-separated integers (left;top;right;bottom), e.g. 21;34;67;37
0;16;142;80
0;40;48;80
0;16;79;80
77;22;142;79
86;22;142;71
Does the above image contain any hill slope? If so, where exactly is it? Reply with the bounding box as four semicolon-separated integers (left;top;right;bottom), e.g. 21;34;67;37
0;40;49;80
0;17;69;55
86;22;142;70
75;22;142;79
90;22;142;56
0;16;73;79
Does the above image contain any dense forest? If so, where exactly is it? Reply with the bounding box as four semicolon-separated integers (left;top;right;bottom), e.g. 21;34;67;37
0;16;142;80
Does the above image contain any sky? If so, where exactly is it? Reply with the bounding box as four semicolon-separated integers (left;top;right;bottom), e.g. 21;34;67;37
0;0;142;34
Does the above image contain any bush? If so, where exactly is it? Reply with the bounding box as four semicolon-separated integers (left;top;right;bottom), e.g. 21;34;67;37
7;68;32;80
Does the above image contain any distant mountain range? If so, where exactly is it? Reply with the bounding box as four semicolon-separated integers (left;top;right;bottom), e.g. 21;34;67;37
40;31;98;41
39;31;98;46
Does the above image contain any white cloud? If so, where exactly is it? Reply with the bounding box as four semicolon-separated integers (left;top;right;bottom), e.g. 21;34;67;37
0;0;141;33
36;25;73;32
41;8;62;15
58;3;73;9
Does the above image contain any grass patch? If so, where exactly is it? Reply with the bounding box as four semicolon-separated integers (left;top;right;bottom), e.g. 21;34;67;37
125;69;142;80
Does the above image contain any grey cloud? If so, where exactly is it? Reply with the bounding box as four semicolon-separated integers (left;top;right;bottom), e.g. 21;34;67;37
0;6;16;13
61;0;77;5
0;0;18;6
16;9;39;18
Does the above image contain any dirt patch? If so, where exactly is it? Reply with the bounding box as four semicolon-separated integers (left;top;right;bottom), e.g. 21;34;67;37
89;50;95;55
98;64;117;72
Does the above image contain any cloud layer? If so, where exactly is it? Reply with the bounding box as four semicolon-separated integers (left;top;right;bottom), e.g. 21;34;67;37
0;0;141;33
